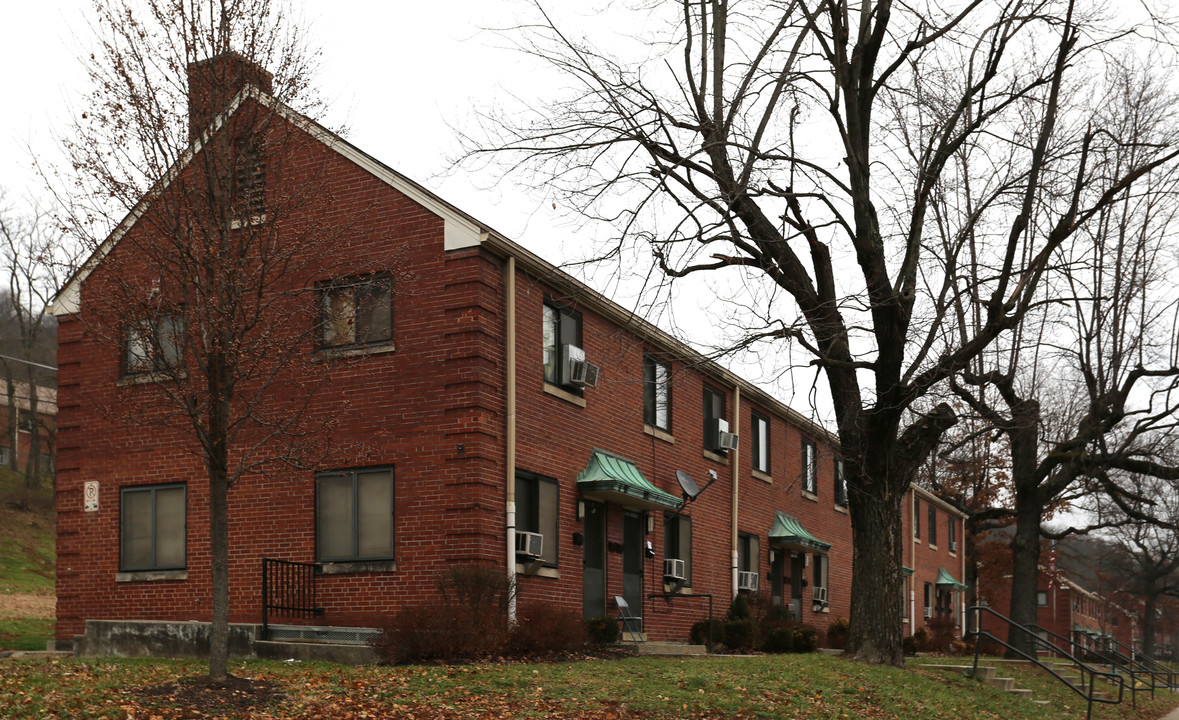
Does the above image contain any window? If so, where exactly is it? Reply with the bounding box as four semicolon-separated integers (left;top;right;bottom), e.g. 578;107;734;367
643;354;671;431
515;470;558;566
233;138;266;219
751;411;770;473
664;513;692;585
812;553;829;607
913;497;920;537
737;532;760;574
1037;591;1048;607
0;446;9;465
39;454;54;474
928;505;937;546
923;582;932;614
121;484;186;571
319;275;393;349
948;516;956;550
801;439;817;494
703;384;726;452
124;315;185;375
542;301;582;387
17;409;35;432
834;458;847;506
316;467;394;562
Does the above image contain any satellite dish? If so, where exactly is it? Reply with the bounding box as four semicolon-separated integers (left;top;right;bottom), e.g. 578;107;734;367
676;470;701;500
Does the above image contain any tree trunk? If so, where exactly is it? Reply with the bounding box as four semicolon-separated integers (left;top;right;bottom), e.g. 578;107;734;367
208;459;230;682
1007;491;1042;656
846;480;905;665
1143;594;1157;657
23;378;41;488
5;379;16;472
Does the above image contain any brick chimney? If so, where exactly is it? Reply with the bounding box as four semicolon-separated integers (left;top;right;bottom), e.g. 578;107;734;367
187;51;274;140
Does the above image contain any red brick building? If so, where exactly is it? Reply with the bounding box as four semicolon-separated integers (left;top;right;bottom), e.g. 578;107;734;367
902;485;969;640
1;380;55;475
51;55;965;654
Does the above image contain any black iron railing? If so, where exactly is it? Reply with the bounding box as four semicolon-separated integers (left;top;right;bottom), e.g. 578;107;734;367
968;606;1123;720
261;558;324;641
1106;636;1177;691
1028;623;1156;708
648;592;715;653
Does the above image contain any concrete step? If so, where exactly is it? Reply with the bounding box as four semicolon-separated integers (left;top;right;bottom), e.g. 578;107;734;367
636;642;707;656
985;677;1015;692
1008;688;1034;699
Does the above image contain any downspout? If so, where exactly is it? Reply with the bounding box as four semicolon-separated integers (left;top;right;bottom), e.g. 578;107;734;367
731;386;741;599
960;511;966;634
910;490;916;630
505;254;517;624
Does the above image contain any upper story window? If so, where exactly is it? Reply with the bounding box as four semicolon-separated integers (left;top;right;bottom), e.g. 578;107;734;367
515;470;558;567
801;438;817;494
928;505;937;546
124;315;185;376
834;458;847;506
121;483;186;571
316;467;395;562
913;497;920;537
643;354;671;431
751;411;770;473
703;384;727;453
948;515;957;551
1037;591;1048;607
542;301;584;388
232;137;266;221
319;274;393;350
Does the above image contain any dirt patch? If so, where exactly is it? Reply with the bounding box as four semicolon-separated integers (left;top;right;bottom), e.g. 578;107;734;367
132;675;285;715
0;592;55;618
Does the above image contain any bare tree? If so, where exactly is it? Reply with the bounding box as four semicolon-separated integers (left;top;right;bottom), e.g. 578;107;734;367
0;196;67;490
463;0;1179;662
51;0;389;682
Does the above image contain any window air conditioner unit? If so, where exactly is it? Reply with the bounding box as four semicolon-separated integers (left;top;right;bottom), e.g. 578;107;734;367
718;430;739;451
949;540;958;553
738;571;759;592
812;586;828;604
664;558;686;581
924;607;933;619
561;345;600;388
515;531;543;559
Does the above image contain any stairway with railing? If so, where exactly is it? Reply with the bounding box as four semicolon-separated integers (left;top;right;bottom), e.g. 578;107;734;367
968;605;1124;720
1027;622;1158;709
1104;636;1178;690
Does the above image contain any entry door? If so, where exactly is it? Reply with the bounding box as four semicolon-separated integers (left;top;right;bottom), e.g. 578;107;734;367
790;553;805;621
770;549;785;606
622;511;644;630
582;500;606;618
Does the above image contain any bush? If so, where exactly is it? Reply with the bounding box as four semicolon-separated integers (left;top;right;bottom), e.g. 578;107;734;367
724;618;760;651
902;634;919;656
510;601;586;655
924;616;956;653
762;626;795;653
371;564;512;664
727;593;753;621
791;624;819;653
826;617;849;649
584;616;620;646
690;619;726;647
909;628;930;654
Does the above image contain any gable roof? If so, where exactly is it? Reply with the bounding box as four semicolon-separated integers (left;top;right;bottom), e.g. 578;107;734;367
50;81;837;446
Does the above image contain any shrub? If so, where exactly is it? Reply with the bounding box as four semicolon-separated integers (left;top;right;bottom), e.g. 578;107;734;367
762;626;795;653
826;617;849;649
924;616;956;653
724;618;760;651
584;616;620;646
690;619;726;647
791;624;819;653
510;601;586;655
727;593;753;621
909;628;930;654
902;634;919;656
371;564;512;664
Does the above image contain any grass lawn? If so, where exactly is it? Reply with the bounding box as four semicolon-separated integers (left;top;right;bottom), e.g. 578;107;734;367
0;467;56;653
1;653;1176;719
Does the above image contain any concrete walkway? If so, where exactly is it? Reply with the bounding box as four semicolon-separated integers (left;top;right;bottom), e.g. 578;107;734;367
1162;703;1179;720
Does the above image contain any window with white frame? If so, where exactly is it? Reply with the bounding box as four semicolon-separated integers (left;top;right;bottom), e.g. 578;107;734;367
121;483;186;571
515;470;558;566
703;384;726;452
751;411;770;473
801;439;817;494
1037;590;1048;607
812;554;829;609
316;467;395;562
124;315;185;375
643;354;671;431
319;274;393;349
834;458;847;506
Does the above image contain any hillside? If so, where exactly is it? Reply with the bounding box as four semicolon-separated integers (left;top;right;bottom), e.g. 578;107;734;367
0;467;55;651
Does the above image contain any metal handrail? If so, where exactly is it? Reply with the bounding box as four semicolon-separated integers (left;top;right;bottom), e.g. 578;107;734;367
1028;623;1155;708
648;592;714;653
968;606;1124;720
1108;636;1177;689
261;558;325;641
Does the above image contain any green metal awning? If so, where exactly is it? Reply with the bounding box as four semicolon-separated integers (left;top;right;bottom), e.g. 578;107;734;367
576;449;680;511
935;567;968;591
768;512;832;553
902;566;914;577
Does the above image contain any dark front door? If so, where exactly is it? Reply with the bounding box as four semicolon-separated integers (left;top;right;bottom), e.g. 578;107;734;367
790;553;805;620
771;549;785;606
622;511;644;630
582;500;606;618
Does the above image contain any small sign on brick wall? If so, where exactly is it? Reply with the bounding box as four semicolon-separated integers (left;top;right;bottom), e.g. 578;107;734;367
84;481;99;512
